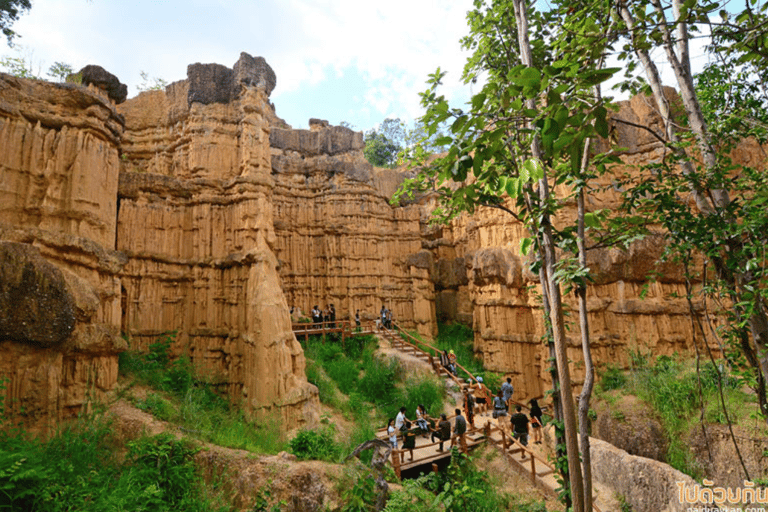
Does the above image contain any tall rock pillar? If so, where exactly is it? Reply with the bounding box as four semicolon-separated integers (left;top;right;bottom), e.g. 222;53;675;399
117;54;318;428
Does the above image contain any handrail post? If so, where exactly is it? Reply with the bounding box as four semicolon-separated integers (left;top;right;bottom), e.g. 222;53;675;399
500;429;508;450
530;455;536;484
391;449;401;480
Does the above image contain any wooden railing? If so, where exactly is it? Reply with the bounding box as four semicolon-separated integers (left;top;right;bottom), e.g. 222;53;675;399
387;321;478;388
291;319;378;344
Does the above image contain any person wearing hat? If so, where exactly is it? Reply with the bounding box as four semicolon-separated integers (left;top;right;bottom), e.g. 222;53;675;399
472;376;489;416
447;350;457;375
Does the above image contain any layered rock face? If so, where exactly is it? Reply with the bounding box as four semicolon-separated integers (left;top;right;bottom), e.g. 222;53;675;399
270;119;436;337
0;74;126;432
429;91;729;400
116;54;317;426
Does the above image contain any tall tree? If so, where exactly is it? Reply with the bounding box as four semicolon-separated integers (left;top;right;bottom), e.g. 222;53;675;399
396;1;621;508
364;118;406;168
613;0;768;427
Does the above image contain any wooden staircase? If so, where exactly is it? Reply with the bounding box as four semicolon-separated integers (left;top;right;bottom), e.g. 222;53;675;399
380;323;474;389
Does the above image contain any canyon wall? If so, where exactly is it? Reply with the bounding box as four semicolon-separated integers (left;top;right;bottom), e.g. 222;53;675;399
0;74;125;432
116;54;317;426
425;91;761;400
3;53;762;431
270;119;436;338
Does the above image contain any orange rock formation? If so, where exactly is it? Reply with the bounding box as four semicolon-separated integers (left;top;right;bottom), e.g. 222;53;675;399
2;54;761;432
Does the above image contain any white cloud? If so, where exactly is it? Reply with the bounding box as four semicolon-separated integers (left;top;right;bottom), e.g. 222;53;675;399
4;0;476;128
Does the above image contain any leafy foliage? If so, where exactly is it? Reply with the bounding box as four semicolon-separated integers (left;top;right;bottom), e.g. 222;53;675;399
137;70;169;92
0;416;228;511
47;61;73;82
0;0;31;44
289;426;341;461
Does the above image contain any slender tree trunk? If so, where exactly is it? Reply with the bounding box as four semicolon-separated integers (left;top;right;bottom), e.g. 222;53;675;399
513;1;585;509
620;0;768;423
576;147;595;512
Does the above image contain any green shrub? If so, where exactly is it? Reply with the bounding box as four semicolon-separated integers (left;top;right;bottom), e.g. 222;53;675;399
359;356;399;405
400;376;444;418
599;364;627;392
341;475;377;512
136;392;177;421
0;415;229;512
326;356;360;393
289;427;340;461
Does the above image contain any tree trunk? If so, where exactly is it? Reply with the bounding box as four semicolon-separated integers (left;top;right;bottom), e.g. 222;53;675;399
513;2;585;510
577;150;595;512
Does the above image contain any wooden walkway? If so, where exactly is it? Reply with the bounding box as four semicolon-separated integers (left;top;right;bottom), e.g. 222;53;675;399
378;325;603;511
291;319;377;346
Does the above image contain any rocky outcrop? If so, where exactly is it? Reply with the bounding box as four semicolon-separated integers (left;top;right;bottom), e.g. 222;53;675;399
592;394;669;462
591;437;706;512
0;73;126;432
426;91;732;401
116;54;317;427
270;120;436;337
77;65;128;104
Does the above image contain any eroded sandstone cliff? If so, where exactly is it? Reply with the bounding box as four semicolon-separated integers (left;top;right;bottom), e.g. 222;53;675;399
116;54;317;426
420;90;761;400
270;119;436;338
0;74;126;432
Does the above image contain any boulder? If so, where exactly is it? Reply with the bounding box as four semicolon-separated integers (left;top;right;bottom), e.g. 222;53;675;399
232;52;277;97
77;64;128;103
0;242;75;346
187;62;233;105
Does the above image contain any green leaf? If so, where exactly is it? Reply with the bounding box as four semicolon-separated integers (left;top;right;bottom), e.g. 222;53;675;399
584;212;601;228
472;93;487;110
523;158;545;181
520;237;533;256
594;106;609;138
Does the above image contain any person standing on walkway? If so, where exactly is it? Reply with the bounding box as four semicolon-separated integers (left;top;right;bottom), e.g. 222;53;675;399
387;418;398;449
472;377;489;415
447;350;457;374
355;310;361;332
501;377;514;409
452;408;468;452
433;413;451;452
395;407;408;432
463;388;475;427
529;398;543;444
510;405;530;459
401;421;417;462
492;390;508;419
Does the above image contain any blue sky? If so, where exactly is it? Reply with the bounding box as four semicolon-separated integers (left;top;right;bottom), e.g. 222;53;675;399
4;0;475;131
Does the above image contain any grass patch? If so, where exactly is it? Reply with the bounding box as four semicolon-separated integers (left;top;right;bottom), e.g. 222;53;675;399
597;354;758;479
120;333;287;455
434;322;503;391
0;414;230;511
299;332;447;464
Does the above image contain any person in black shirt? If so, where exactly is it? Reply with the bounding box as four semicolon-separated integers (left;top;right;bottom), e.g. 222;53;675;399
401;421;417;462
529;398;543;444
510;405;530;459
452;408;467;452
433;413;451;452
